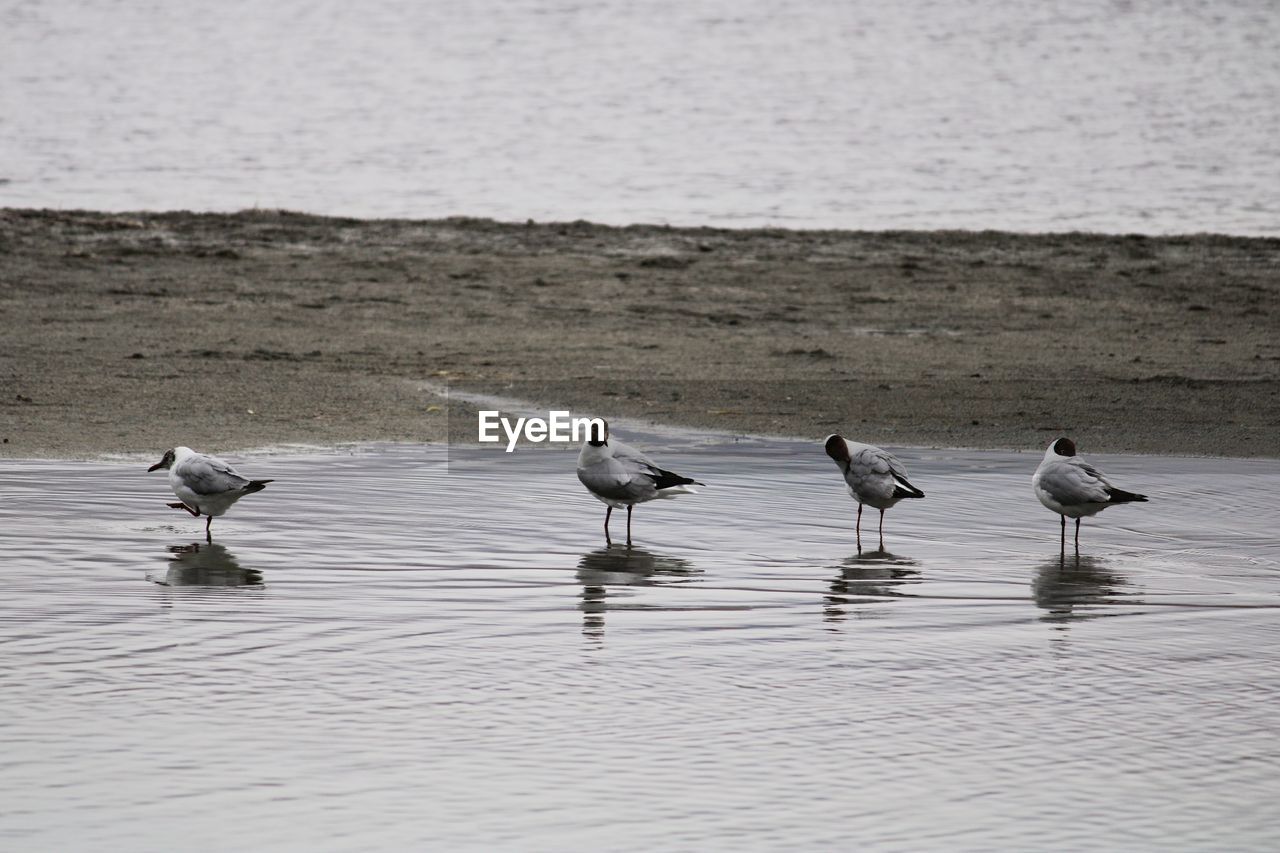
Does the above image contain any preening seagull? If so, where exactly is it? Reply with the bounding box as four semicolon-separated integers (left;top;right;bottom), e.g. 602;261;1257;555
1032;437;1148;550
576;421;702;546
148;446;273;541
824;434;925;551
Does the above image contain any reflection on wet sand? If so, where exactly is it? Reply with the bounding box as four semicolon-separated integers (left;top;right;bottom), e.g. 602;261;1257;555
152;542;264;587
1032;553;1128;624
576;546;697;642
824;549;921;623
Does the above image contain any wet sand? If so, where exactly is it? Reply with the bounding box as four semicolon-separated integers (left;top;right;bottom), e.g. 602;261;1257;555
1;208;1276;458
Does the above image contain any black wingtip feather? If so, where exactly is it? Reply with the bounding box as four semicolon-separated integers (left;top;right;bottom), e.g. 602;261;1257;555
244;479;273;493
649;468;699;490
893;478;925;500
1106;487;1147;503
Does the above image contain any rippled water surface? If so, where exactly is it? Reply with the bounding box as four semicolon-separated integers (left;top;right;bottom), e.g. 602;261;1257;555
3;0;1279;234
3;436;1280;850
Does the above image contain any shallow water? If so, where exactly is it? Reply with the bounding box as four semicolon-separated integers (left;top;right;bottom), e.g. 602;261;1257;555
3;0;1279;235
3;435;1280;850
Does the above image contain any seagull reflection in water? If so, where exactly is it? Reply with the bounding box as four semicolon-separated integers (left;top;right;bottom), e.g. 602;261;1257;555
824;549;921;623
152;541;264;587
1032;553;1128;624
576;545;697;643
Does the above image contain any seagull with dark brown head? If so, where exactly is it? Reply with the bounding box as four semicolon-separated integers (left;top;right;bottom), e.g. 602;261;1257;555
823;434;925;552
576;421;702;546
1033;437;1147;551
148;447;273;541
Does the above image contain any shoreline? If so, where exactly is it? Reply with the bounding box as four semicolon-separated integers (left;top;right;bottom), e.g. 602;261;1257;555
2;208;1277;459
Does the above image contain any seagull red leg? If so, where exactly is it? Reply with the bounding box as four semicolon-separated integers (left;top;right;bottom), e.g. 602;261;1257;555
856;503;863;552
879;509;886;550
604;506;613;543
205;515;213;542
626;505;633;547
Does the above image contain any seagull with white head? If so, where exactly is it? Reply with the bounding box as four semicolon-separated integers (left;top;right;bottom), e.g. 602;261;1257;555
148;446;273;541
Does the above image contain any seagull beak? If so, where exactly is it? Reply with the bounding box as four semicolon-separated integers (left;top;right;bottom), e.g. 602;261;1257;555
147;461;164;472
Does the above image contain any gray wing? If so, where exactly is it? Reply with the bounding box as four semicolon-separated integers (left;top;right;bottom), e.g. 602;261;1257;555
848;445;906;483
178;454;252;495
845;444;923;500
1038;458;1111;506
578;457;654;502
609;440;659;470
849;448;888;480
882;450;911;483
608;441;672;485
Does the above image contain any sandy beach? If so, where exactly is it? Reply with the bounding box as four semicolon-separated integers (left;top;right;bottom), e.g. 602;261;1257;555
1;208;1276;459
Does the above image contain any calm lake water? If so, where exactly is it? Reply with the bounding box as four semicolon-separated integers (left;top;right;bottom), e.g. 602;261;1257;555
2;433;1279;850
2;0;1278;235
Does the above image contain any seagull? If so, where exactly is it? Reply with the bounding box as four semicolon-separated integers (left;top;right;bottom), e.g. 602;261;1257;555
148;446;273;541
1032;437;1148;550
576;421;702;546
824;434;925;551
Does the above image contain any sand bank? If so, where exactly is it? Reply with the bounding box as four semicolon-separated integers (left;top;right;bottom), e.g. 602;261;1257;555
1;209;1275;458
